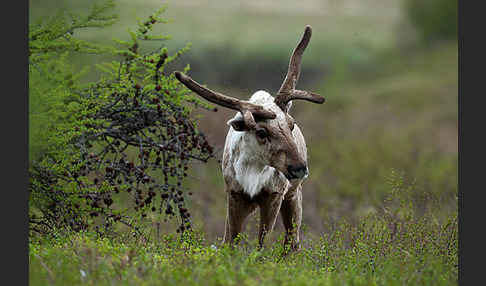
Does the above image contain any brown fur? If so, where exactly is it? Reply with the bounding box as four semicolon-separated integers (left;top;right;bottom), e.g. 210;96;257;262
222;113;308;249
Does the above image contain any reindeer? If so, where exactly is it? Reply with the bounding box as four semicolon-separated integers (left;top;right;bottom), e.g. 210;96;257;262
174;25;324;250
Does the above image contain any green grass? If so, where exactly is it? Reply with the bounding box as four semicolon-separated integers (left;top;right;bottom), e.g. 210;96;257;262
29;190;457;286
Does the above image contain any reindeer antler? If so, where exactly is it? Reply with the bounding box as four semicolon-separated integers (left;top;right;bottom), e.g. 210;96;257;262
275;25;325;112
175;71;276;128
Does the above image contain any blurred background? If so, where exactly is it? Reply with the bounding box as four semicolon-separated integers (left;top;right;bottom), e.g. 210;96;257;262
30;0;457;242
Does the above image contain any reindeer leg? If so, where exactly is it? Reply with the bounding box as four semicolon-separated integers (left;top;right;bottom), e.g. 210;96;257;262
258;191;284;249
223;190;255;244
280;185;303;251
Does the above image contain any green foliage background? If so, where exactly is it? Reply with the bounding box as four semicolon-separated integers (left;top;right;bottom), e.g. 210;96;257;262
405;0;457;42
29;0;117;162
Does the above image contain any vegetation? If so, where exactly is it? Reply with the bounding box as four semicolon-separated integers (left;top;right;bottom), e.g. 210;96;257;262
30;174;457;285
29;1;457;285
29;1;215;236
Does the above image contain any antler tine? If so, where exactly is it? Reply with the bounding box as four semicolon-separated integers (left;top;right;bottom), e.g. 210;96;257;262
175;71;242;111
275;25;325;112
288;90;325;104
278;25;312;95
174;72;276;123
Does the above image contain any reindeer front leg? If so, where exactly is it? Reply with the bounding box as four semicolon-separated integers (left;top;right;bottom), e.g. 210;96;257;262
280;184;303;251
258;191;284;248
223;190;256;244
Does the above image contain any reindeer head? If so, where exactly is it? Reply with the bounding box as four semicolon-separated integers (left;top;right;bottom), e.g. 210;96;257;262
175;26;324;181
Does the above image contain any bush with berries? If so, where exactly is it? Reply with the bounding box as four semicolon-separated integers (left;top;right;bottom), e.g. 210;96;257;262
29;1;215;238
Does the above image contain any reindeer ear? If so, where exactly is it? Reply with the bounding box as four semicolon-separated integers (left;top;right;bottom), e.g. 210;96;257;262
227;117;250;132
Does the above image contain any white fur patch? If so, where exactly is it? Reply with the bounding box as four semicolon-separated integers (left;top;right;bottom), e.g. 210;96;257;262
235;164;276;198
224;126;274;197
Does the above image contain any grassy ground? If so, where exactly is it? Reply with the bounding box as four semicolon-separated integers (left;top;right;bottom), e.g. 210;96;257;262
29;187;457;286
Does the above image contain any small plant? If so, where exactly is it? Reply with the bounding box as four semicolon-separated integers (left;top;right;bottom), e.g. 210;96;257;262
29;1;215;237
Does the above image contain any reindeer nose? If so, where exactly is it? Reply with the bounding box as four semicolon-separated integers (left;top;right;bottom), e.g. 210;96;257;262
287;164;308;179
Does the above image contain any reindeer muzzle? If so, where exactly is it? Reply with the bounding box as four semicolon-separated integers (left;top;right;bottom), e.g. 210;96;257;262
287;164;309;180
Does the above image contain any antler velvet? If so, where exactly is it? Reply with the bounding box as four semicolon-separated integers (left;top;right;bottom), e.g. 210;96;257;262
174;71;276;128
274;25;325;112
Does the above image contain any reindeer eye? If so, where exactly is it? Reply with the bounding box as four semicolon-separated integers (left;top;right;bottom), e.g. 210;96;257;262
255;128;268;139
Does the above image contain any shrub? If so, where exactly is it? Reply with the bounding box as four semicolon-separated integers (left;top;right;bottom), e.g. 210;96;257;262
29;1;215;237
